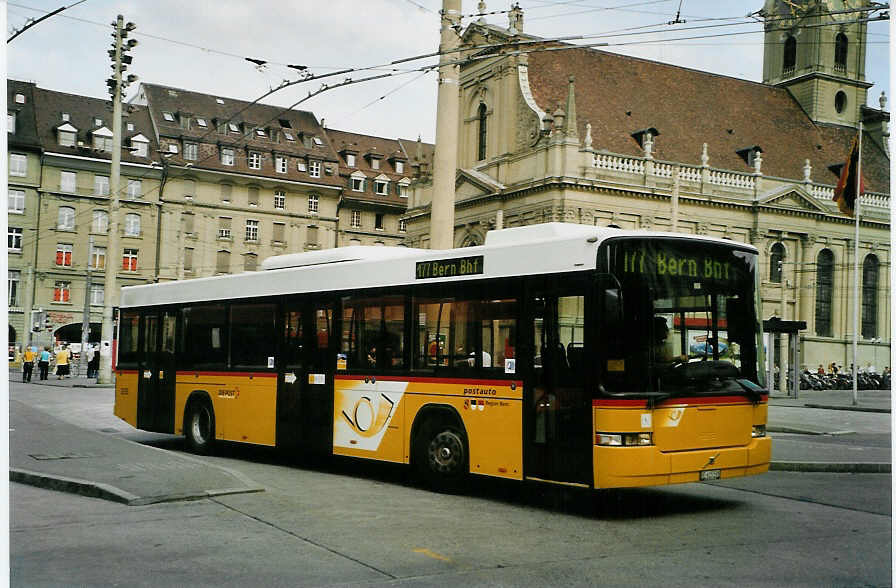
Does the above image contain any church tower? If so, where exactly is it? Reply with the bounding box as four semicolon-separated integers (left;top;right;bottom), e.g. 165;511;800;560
761;0;872;128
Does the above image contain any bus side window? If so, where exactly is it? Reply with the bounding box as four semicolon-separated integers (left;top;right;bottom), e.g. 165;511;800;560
118;311;140;368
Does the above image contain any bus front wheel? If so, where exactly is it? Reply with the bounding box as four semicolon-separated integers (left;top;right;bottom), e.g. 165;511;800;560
416;418;468;492
185;399;215;455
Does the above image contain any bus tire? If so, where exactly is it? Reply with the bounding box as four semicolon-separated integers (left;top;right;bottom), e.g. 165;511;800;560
415;416;468;492
184;398;215;455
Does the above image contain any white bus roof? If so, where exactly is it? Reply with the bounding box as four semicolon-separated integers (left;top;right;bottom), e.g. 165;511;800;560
119;223;757;308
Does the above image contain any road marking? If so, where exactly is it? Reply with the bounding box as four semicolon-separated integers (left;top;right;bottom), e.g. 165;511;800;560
414;548;452;562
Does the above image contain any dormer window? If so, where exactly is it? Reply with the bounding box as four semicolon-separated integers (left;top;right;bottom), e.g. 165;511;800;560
126;122;134;131
228;122;240;133
94;118;103;127
130;134;149;157
162;111;175;122
57;122;78;147
61;112;70;122
736;145;763;166
14;93;25;104
350;171;367;192
371;158;380;170
216;98;225;104
283;130;294;141
255;128;266;137
346;153;356;167
313;136;323;146
374;175;389;195
167;144;179;155
92;126;114;151
395;161;404;173
196;117;207;127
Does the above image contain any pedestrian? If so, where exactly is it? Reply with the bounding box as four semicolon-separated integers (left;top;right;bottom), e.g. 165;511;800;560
817;364;825;375
22;346;35;382
55;344;71;379
38;346;51;380
87;345;99;378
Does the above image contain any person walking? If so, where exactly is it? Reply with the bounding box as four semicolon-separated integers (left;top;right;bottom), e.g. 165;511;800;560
38;346;51;380
55;345;71;379
22;346;35;382
87;345;99;379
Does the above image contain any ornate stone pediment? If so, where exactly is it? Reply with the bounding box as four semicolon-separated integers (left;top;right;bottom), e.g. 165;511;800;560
455;168;505;200
759;186;828;212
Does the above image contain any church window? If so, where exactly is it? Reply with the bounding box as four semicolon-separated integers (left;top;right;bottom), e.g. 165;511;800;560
834;33;848;71
814;249;834;337
861;254;879;339
782;36;796;74
835;91;847;114
477;103;487;161
769;243;785;283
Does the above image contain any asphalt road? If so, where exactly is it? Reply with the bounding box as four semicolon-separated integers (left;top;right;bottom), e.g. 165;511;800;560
9;383;893;587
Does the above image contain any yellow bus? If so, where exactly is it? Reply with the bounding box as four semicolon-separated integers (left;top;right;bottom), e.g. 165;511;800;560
114;223;770;490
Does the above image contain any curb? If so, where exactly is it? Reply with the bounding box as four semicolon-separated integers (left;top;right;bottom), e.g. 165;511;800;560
767;426;855;436
802;403;891;414
770;461;891;473
10;468;265;506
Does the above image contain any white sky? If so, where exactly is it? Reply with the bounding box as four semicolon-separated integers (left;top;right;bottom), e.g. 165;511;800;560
6;0;891;143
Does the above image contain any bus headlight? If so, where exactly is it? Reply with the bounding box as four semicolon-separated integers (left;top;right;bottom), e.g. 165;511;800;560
752;425;766;438
596;432;653;446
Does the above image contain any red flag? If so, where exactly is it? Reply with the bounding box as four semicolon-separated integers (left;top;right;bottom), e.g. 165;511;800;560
833;133;864;216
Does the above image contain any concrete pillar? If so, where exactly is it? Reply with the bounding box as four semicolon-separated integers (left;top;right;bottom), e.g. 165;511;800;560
430;0;462;250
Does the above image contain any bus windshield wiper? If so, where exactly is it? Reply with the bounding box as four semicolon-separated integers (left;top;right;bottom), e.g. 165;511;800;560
735;378;766;404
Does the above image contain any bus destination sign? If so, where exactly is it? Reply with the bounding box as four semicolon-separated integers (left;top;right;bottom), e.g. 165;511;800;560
622;248;733;281
416;255;484;280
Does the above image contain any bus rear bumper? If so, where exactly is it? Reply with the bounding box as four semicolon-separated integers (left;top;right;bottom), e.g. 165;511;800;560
594;436;771;489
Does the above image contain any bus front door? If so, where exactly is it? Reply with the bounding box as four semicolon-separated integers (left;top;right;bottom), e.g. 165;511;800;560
137;310;176;434
526;293;593;486
277;303;334;454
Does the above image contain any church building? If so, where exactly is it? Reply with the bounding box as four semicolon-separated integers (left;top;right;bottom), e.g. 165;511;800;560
403;1;890;375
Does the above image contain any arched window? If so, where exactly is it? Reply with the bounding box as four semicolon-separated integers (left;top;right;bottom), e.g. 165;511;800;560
783;35;797;73
769;243;785;283
124;213;141;236
477;103;487;161
834;33;848;70
814;249;834;337
57;206;75;230
835;91;847;114
861;254;879;339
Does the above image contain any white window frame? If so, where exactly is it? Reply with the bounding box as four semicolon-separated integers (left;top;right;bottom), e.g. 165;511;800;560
196;118;207;128
123;248;138;272
126;179;142;199
346;153;356;167
308;194;319;213
276;156;288;174
374;179;389;195
297;160;307;172
58;130;76;147
273;190;286;210
54;281;71;303
245;219;259;242
57;206;75;230
94;175;110;196
90;284;104;306
399;219;407;233
162;111;175;122
309;160;321;178
124;213;141;236
60;171;76;193
90;245;106;270
8;227;23;251
92;210;109;233
94;135;113;151
371;158;380;170
8;270;20;307
221;147;235;166
184;142;198;160
8;189;25;213
132;141;148;157
248;151;262;170
375;213;384;231
350;210;361;228
228;122;240;133
283;130;294;141
395;161;404;173
351;177;364;192
8;111;15;134
9;153;26;177
14;93;25;104
56;243;73;267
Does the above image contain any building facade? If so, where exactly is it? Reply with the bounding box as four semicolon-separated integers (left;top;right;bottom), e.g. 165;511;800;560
403;2;890;374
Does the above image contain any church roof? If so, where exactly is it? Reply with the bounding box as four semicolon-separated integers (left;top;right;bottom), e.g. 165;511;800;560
526;46;889;194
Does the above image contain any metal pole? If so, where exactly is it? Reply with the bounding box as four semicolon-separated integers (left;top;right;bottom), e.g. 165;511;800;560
98;15;124;384
429;0;461;249
851;122;863;405
80;236;93;377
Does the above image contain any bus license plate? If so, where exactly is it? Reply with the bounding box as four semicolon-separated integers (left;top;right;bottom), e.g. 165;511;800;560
700;469;721;481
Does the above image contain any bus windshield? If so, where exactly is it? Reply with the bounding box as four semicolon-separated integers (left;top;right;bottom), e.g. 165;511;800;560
598;238;763;395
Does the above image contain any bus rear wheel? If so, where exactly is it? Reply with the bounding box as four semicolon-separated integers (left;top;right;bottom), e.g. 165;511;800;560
416;418;468;492
185;399;215;455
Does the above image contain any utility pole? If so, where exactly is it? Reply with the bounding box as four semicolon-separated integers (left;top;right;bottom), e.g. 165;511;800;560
80;236;93;377
429;0;462;249
98;15;137;384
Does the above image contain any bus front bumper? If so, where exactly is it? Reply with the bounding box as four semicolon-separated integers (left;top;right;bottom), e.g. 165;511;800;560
594;436;771;489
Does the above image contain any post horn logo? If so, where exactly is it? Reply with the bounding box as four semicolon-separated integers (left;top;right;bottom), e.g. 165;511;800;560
341;394;395;438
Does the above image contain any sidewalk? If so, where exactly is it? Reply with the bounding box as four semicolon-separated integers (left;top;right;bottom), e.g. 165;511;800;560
769;388;891;413
9;378;264;506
